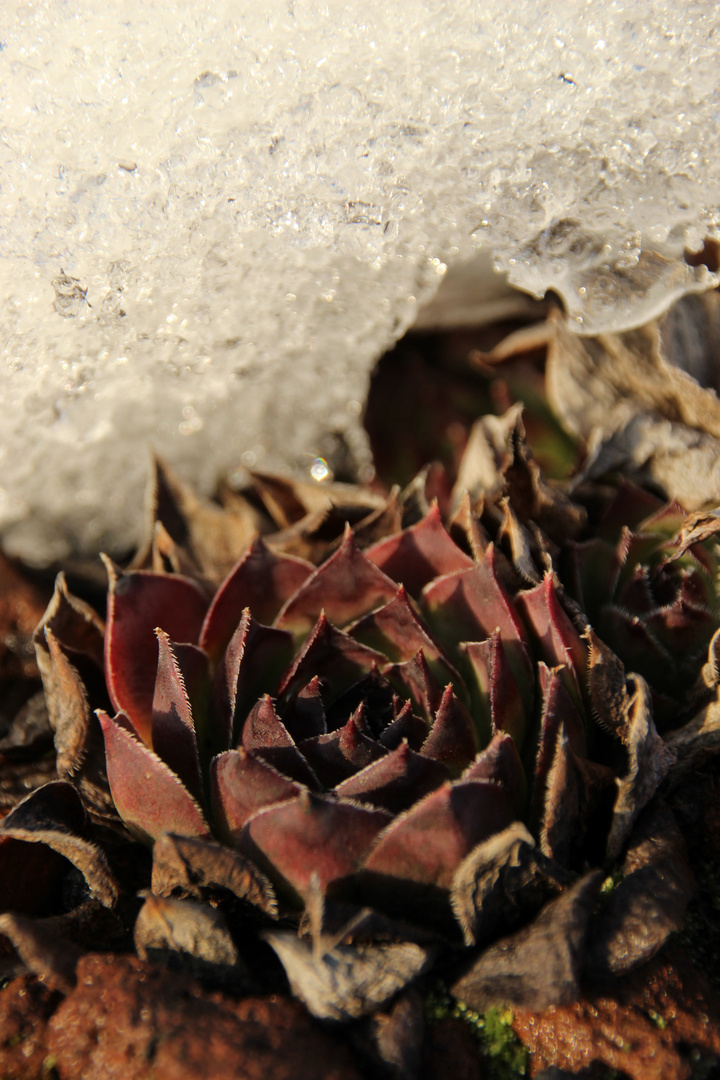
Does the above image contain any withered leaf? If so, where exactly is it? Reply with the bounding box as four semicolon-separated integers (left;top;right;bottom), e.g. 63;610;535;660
450;821;570;947
0;912;80;994
134;893;247;988
546;311;720;510
0;782;118;910
588;802;695;979
451;871;602;1012
151;832;277;917
264;930;434;1021
132;455;265;585
605;675;676;862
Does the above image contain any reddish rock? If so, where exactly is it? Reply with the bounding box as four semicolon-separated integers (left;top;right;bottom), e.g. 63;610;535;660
0;974;60;1080
47;953;364;1080
511;946;720;1080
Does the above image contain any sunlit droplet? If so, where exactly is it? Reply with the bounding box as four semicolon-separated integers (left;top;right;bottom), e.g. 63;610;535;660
311;457;330;482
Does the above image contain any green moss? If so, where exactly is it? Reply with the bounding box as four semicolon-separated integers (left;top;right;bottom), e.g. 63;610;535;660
425;983;528;1079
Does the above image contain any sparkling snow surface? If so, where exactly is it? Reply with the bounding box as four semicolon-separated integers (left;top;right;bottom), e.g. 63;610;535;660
2;1;720;561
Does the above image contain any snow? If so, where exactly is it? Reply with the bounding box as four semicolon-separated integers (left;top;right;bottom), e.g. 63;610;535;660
2;0;720;561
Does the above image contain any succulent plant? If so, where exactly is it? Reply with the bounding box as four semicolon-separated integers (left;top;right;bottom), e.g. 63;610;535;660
26;435;717;1022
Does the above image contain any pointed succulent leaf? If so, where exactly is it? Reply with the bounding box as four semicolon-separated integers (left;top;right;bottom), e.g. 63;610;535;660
515;572;587;687
377;702;428;752
277;613;388;701
152;831;277;916
348;585;461;686
596;480;663;542
462;631;528;747
422;545;532;689
462;732;526;818
264;932;433;1022
299;706;388;788
103;560;208;744
274;526;398;637
420;685;478;775
241;695;319;787
597;604;674;696
383;649;443;720
151;631;205;800
213;609;294;749
324;667;396;736
199;538;313;661
241;791;391;901
365;502;474;596
363;780;514;890
210;748;303;843
335;741;448;814
281;676;327;741
97;710;209;844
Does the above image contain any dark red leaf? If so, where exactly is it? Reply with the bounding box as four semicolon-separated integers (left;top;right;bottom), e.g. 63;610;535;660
277;613;388;701
365;502;474;595
274;526;398;637
462;732;526;817
335;741;448;814
420;685;478;775
299;706;387;788
213;609;294;749
97;710;209;843
384;649;443;720
210;749;303;843
241;791;391;900
516;572;587;687
422;545;532;689
462;631;529;748
151;631;205;800
241;695;319;788
363;780;514;889
348;585;460;685
378;702;428;752
281;676;327;741
199;538;313;662
103;560;208;744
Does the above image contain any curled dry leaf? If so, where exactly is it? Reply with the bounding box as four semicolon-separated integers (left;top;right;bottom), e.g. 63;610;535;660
0;911;80;994
588;802;695;979
451;871;603;1012
134;893;245;987
264;930;434;1021
450;821;571;947
151;832;277;918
